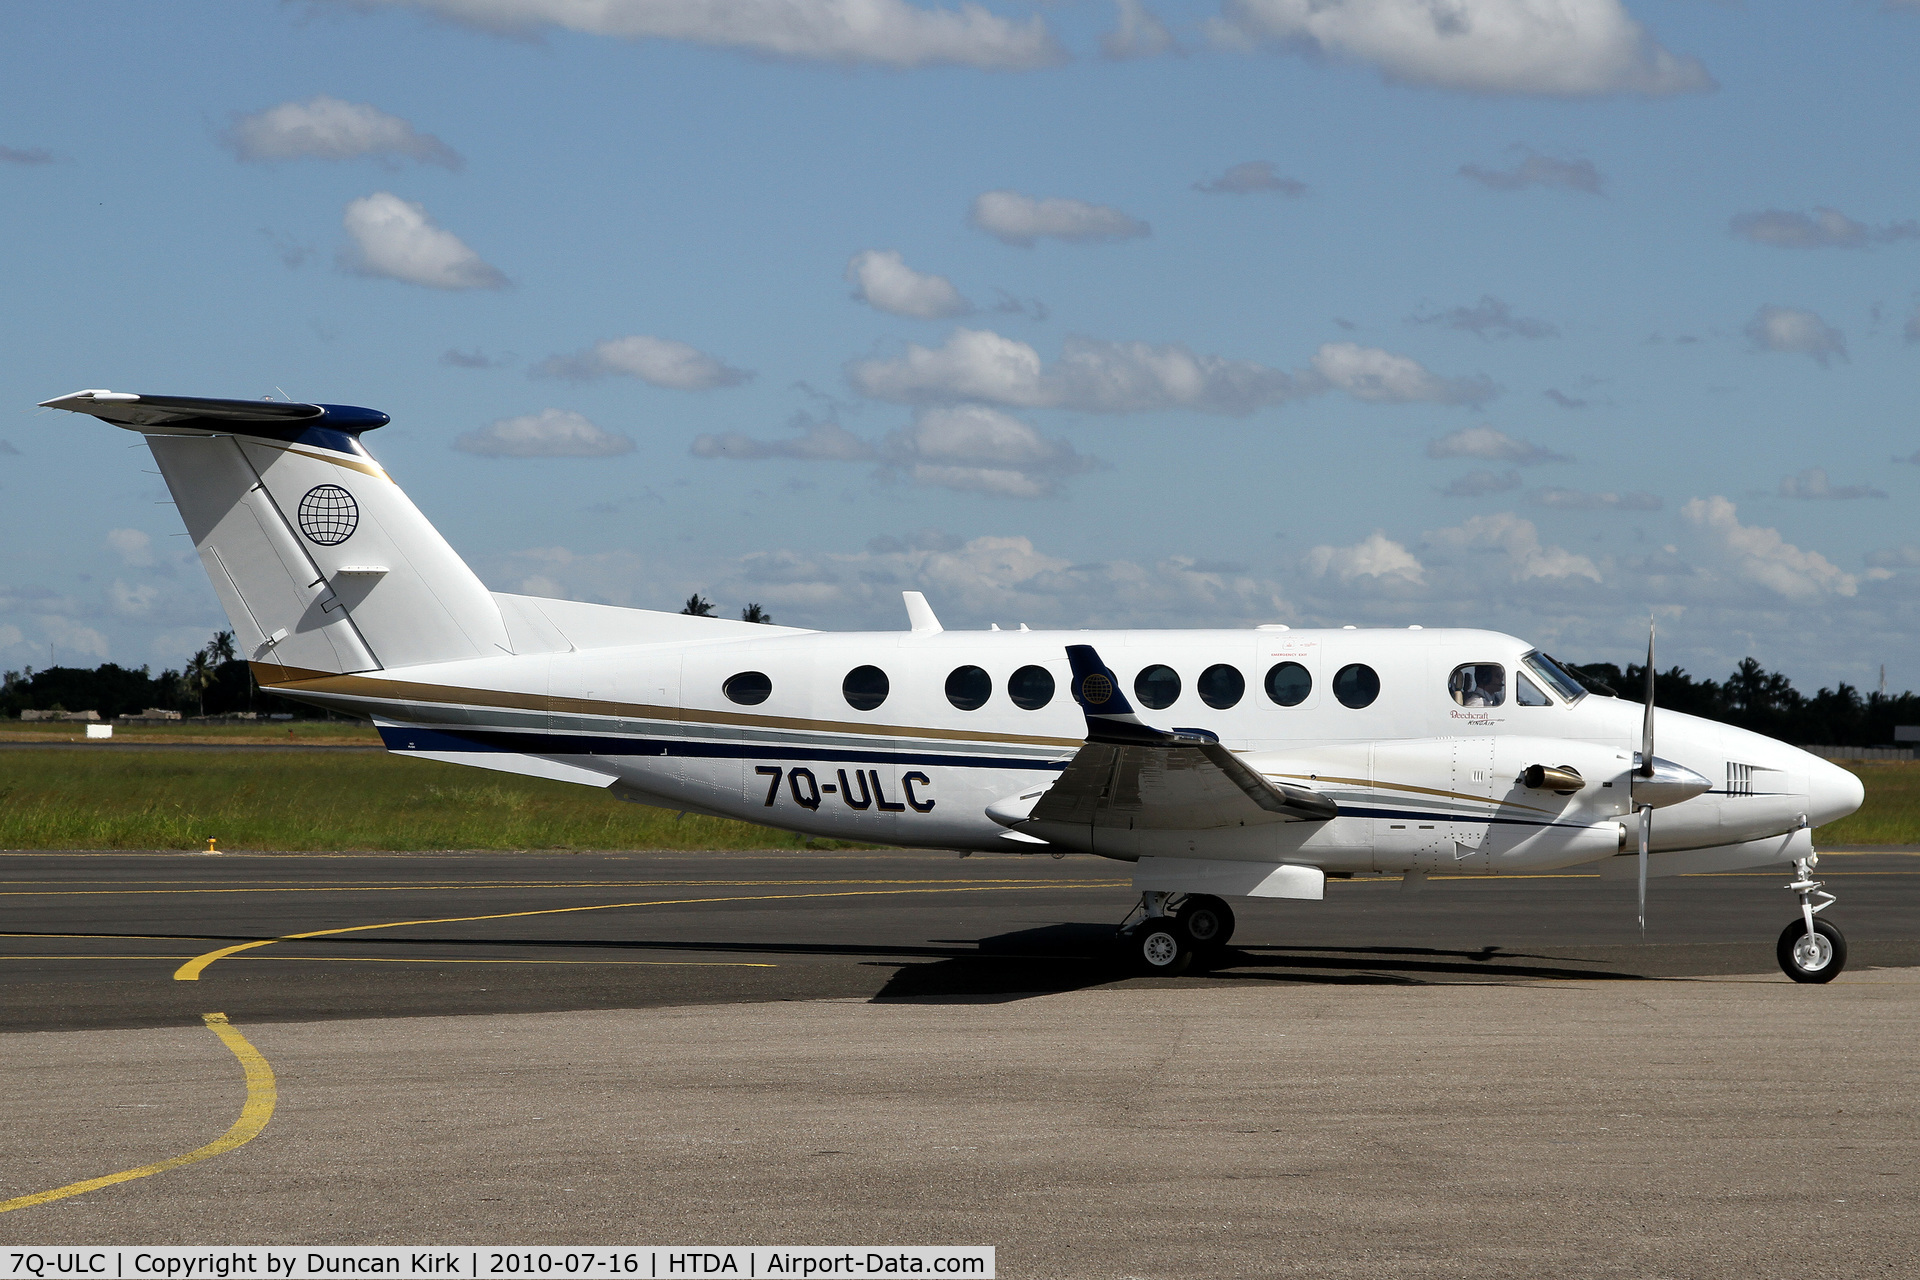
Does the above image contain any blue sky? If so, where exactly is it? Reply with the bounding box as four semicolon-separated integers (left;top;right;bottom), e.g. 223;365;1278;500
3;0;1917;690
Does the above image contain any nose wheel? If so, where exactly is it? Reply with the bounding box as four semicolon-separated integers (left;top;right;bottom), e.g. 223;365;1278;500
1778;855;1845;984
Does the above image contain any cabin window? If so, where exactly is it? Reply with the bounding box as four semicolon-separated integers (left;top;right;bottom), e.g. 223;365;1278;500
1134;664;1180;710
1264;662;1311;707
1523;651;1589;704
722;671;772;706
1449;663;1505;708
842;665;889;711
1515;672;1553;706
1333;663;1380;709
945;665;991;711
1198;664;1245;709
1008;664;1055;710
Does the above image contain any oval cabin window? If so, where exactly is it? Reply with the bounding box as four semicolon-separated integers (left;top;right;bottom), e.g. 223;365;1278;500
945;665;991;711
1198;664;1245;709
1008;665;1055;710
1333;663;1380;709
723;671;772;706
842;665;890;711
1134;664;1180;710
1265;662;1311;707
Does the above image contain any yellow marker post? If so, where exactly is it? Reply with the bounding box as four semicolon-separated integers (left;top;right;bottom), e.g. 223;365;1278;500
0;1012;276;1214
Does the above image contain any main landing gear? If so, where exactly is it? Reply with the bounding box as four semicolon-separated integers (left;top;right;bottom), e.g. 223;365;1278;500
1777;853;1846;984
1118;892;1237;975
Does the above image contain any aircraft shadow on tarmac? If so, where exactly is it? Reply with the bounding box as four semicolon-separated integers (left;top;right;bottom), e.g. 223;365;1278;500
6;924;1647;1003
871;925;1646;1000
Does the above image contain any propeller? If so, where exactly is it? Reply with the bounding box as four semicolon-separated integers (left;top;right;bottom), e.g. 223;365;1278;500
1637;619;1655;932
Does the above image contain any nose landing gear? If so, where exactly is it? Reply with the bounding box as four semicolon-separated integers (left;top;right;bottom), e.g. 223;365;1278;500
1777;854;1845;983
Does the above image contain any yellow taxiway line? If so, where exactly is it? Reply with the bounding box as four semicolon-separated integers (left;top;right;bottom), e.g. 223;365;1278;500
0;1012;276;1215
173;882;1124;980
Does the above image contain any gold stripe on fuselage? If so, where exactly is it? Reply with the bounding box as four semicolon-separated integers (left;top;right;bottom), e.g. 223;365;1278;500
259;670;1083;752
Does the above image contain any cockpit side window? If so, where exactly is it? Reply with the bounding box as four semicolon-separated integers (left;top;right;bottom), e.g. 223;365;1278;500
1515;672;1552;706
1522;651;1588;704
1449;663;1505;708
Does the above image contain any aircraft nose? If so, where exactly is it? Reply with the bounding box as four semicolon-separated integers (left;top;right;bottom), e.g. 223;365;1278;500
1805;755;1866;828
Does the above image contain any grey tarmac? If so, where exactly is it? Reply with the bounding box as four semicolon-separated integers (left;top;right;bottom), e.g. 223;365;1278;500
1;848;1916;1276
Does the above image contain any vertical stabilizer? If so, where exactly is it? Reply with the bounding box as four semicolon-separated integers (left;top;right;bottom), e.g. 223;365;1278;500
43;390;510;678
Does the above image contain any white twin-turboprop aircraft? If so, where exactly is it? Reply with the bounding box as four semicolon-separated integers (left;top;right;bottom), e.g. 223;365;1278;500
46;390;1866;982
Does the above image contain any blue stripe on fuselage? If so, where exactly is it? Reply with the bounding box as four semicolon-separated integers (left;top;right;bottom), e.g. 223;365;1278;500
377;724;1067;772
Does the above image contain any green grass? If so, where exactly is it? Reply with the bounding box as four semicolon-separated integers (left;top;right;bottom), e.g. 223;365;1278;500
1815;762;1920;846
0;720;380;744
0;750;856;852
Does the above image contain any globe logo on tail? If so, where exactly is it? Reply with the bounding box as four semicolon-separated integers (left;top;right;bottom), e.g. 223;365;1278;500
297;484;358;546
1080;672;1113;706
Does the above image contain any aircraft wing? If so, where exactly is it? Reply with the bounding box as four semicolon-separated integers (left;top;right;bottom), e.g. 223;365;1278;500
1025;645;1336;831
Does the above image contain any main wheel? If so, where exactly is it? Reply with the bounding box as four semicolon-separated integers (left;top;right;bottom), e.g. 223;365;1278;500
1777;917;1847;984
1128;916;1193;976
1178;895;1236;949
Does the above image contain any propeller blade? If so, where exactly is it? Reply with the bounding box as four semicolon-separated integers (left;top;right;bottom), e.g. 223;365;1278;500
1638;619;1655;780
1637;803;1651;932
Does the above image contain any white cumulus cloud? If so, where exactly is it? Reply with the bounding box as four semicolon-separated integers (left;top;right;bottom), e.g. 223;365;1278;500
1428;512;1601;582
455;409;635;458
884;405;1100;498
339;192;507;290
225;96;462;168
535;335;751;389
1729;207;1917;250
1212;0;1711;96
846;250;973;319
847;328;1312;415
1313;343;1498;405
1305;531;1427;586
690;406;1099;499
329;0;1065;70
106;528;154;567
1533;487;1661;511
1101;0;1176;59
1745;306;1846;366
1682;496;1856;601
1426;425;1567;464
969;191;1151;247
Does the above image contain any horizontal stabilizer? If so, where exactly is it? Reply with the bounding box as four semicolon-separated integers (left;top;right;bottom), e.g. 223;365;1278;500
40;389;388;435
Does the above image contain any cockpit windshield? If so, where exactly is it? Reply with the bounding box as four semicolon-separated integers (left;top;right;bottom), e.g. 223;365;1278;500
1521;651;1588;704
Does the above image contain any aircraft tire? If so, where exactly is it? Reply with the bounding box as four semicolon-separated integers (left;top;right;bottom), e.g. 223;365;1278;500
1127;917;1193;976
1777;917;1846;984
1178;895;1236;950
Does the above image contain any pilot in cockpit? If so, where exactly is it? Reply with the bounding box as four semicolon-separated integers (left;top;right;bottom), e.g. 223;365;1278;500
1450;663;1505;708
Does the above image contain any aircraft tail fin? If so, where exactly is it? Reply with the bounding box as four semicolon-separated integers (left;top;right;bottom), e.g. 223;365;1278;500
43;390;510;680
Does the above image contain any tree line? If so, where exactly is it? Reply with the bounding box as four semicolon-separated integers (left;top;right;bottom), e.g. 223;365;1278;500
2;631;318;720
1559;656;1916;748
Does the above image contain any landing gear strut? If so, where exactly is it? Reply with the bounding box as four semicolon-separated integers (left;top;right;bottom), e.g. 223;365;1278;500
1777;854;1846;984
1117;892;1237;974
1119;892;1193;975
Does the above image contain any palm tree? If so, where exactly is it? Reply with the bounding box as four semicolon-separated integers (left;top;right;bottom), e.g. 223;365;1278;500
681;593;714;617
741;603;772;624
181;651;214;717
209;631;236;663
